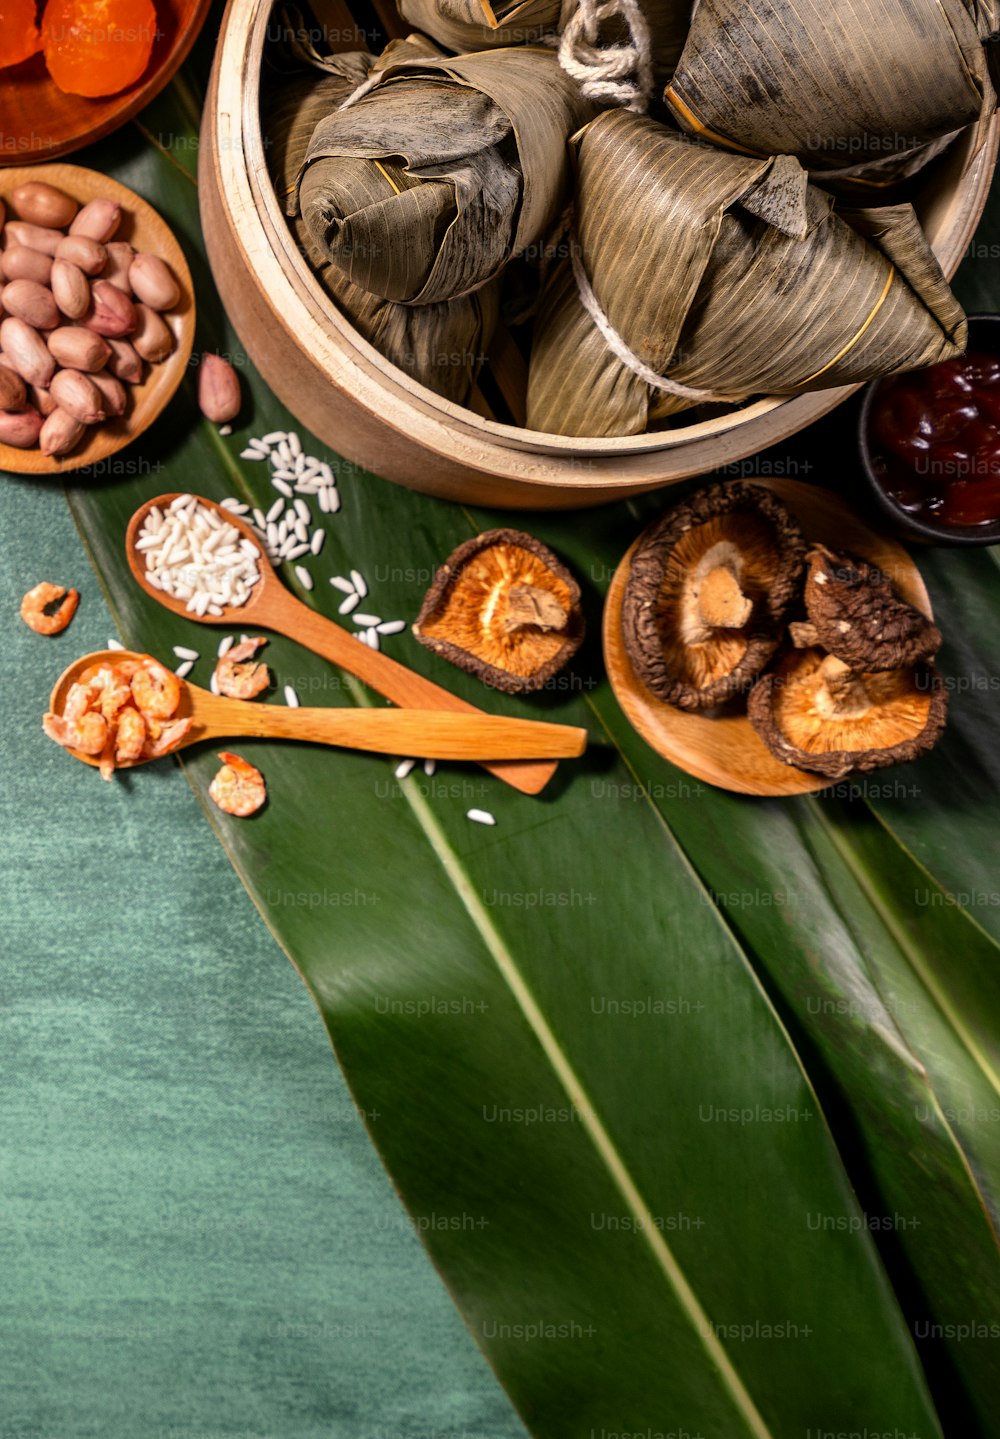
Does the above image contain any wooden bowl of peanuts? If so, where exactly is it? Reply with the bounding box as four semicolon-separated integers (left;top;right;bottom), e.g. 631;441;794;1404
0;163;195;476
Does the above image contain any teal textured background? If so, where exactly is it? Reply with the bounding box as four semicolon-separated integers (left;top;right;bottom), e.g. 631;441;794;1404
0;475;525;1439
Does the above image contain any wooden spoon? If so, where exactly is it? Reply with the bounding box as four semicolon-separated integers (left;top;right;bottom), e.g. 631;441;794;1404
126;494;565;794
603;479;934;797
50;651;588;770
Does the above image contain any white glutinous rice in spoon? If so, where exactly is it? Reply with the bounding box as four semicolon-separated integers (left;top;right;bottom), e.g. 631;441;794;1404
137;499;261;615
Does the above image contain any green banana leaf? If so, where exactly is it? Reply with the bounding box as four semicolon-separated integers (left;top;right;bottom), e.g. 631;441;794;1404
41;32;1000;1439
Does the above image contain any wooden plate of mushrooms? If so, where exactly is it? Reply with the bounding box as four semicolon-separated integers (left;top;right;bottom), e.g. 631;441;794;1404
603;479;946;797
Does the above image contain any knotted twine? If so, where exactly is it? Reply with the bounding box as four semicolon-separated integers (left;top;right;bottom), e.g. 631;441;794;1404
556;0;655;112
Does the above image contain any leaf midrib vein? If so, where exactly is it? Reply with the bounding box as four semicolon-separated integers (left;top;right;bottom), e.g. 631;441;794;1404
395;770;772;1439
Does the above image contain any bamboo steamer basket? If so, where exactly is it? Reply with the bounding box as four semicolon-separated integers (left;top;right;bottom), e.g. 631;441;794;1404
199;0;1000;510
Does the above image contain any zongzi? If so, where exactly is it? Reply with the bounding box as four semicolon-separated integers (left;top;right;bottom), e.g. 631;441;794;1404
264;49;500;406
398;0;693;104
397;0;561;51
664;0;989;182
294;45;593;305
526;111;967;438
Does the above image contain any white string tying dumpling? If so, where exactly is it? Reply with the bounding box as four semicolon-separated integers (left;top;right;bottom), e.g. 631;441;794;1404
556;0;655;113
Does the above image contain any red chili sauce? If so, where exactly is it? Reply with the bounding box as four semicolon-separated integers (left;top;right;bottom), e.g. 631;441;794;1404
868;352;1000;527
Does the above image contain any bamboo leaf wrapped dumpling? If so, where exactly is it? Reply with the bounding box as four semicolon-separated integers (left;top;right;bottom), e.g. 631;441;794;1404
264;50;500;407
295;45;593;305
397;0;693;100
397;0;561;51
526;111;967;438
664;0;990;182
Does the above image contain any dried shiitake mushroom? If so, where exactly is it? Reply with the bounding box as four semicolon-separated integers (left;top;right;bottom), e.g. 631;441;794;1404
788;545;942;670
621;482;807;711
748;648;948;779
413;528;585;693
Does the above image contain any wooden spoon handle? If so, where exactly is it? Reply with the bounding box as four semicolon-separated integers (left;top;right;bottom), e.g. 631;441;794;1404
259;591;563;795
195;703;588;760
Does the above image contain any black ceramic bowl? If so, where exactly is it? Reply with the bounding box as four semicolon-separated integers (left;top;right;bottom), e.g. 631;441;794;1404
858;313;1000;546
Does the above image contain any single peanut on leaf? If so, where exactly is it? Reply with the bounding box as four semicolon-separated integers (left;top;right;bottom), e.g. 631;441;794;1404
197;353;241;423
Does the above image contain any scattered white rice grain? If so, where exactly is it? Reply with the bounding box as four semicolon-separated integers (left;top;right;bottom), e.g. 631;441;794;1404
284;542;310;561
240;447;266;461
317;488;332;513
353;612;380;627
293;498;310;524
253;508;266;529
217;635;234;657
219;425;233;437
377;619;406;636
394;758;415;779
310;530;325;556
365;627;380;650
210;670;220;694
350;569;367;597
287;432;302;457
273;478;294;498
277;442;292;466
221;498;250;514
262;431;286;445
172;645;199;661
266;497;284;523
423;759;436;777
318;462;334;484
339;592;361;615
467;809;496;826
326;489;341;514
174;659;194;679
107;637;124;651
330;575;354;594
277;519;288;545
283;685;301;708
266;521;279;548
294;565;313;590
